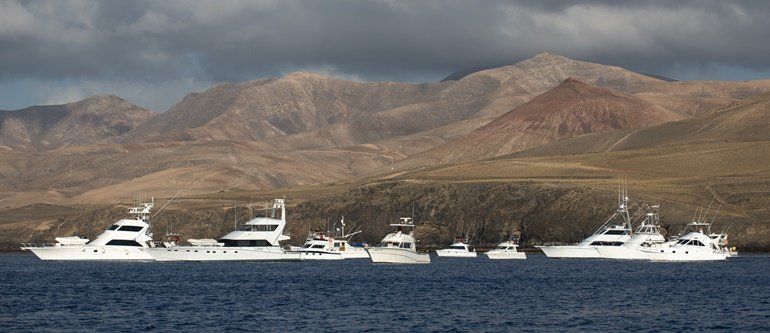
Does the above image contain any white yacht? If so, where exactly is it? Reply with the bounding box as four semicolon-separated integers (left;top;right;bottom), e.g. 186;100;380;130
644;230;728;261
537;194;633;258
290;217;369;260
595;205;666;260
435;237;477;258
367;217;430;264
147;199;301;262
21;200;156;261
486;237;526;260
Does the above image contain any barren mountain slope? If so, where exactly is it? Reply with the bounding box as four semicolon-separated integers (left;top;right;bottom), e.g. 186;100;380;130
119;53;668;150
513;91;770;158
0;95;153;151
395;78;682;167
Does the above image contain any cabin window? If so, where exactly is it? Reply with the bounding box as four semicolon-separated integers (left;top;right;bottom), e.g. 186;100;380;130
401;242;412;248
603;230;628;235
691;240;705;247
107;225;119;230
105;239;142;247
311;244;325;249
333;243;340;248
590;241;624;246
449;245;466;250
237;225;279;231
117;225;144;232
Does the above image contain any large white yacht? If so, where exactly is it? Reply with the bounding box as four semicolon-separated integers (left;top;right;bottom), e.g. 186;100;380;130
21;200;156;261
435;236;477;258
537;194;633;258
595;205;666;260
486;237;526;260
644;230;728;261
367;217;430;264
147;199;301;261
290;217;369;260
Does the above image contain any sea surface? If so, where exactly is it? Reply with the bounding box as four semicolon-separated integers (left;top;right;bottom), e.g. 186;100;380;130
1;252;769;332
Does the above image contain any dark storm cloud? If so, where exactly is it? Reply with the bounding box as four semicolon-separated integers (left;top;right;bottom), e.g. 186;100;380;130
2;0;770;110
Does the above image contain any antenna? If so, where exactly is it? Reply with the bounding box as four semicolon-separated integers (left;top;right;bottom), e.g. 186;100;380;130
701;198;715;222
710;202;723;225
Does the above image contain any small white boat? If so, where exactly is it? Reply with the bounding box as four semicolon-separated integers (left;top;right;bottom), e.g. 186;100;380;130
595;205;666;260
367;217;430;264
21;200;156;261
290;217;369;260
643;231;728;261
486;237;526;260
147;199;301;262
435;237;477;258
537;194;633;259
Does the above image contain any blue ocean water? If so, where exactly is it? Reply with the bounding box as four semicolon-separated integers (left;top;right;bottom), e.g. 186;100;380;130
1;252;769;332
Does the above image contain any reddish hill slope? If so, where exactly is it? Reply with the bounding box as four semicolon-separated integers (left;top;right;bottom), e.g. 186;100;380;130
397;78;683;166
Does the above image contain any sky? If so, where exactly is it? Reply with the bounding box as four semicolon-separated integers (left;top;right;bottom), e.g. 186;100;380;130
2;0;770;112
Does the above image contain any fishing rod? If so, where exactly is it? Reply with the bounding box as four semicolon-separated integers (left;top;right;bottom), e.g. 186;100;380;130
151;189;184;219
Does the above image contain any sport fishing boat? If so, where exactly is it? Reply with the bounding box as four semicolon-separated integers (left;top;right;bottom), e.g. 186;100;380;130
21;200;156;261
485;236;526;260
290;217;369;260
367;217;430;264
147;199;301;262
643;230;728;261
595;205;666;260
537;190;633;259
435;236;477;258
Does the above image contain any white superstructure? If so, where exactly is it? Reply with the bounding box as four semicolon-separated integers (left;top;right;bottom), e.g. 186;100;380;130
435;237;477;258
367;217;430;264
21;200;156;261
595;205;666;260
537;193;633;259
290;217;369;260
486;237;526;260
147;199;301;261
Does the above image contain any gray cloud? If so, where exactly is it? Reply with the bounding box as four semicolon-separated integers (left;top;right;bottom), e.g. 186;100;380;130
2;0;770;110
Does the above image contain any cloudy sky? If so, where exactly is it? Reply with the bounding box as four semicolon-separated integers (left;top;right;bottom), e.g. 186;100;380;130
2;0;770;111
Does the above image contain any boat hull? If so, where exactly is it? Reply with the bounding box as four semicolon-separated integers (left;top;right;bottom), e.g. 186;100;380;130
595;246;653;260
435;250;477;258
485;251;526;260
22;246;154;261
147;246;302;262
291;250;343;260
367;248;430;264
339;249;370;259
644;248;728;262
537;245;600;258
